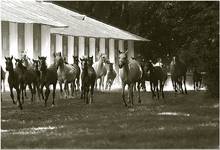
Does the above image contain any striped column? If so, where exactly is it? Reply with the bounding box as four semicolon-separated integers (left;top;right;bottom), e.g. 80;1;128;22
118;40;124;52
89;38;96;63
41;25;51;64
128;40;134;60
9;22;18;58
25;24;33;59
68;36;74;64
78;36;85;59
56;34;62;53
99;38;105;54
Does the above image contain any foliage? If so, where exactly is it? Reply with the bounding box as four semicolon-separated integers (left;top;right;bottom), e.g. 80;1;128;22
55;1;219;96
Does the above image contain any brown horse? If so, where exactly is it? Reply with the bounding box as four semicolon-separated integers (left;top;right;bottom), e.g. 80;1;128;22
80;56;96;104
38;56;57;106
145;61;167;99
5;56;23;109
105;60;116;91
118;51;143;107
170;56;187;94
193;67;202;91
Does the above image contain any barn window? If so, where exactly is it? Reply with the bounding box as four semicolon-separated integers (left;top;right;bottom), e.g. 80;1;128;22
74;37;79;56
85;37;89;57
18;23;25;58
50;34;56;64
1;21;9;59
105;39;109;59
62;35;68;61
33;24;41;59
95;38;100;61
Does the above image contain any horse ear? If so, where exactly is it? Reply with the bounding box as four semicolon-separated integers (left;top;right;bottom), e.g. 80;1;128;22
5;57;7;60
80;58;83;61
58;52;61;57
118;51;122;54
10;56;13;60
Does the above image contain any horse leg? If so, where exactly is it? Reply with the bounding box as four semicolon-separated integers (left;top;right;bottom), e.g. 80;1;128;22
52;83;56;106
44;84;50;107
86;87;89;104
99;78;102;91
40;84;45;100
37;83;41;101
59;82;63;98
127;84;131;107
150;81;155;99
183;75;187;94
15;88;22;110
9;86;16;104
137;82;141;103
160;80;165;99
131;84;134;106
122;83;127;107
64;82;68;99
20;83;25;104
156;81;159;100
28;83;34;102
3;79;5;92
90;82;95;103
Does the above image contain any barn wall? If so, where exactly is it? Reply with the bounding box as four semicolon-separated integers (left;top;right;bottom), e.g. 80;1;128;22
56;34;62;53
78;36;85;60
41;25;51;64
89;38;96;62
68;36;74;64
109;39;115;64
9;22;18;58
99;38;105;54
25;24;33;59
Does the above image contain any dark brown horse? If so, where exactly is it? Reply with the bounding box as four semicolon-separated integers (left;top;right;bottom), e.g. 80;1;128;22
193;67;202;91
105;60;116;91
145;61;167;99
38;56;57;106
32;59;42;101
80;56;96;104
5;56;23;109
170;56;187;94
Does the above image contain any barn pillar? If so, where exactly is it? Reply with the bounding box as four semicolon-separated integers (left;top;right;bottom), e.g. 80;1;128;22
9;22;18;58
109;38;115;64
25;24;33;59
78;36;85;59
99;38;105;54
56;34;62;53
89;37;96;63
68;36;74;64
128;40;134;59
41;25;51;64
118;40;124;52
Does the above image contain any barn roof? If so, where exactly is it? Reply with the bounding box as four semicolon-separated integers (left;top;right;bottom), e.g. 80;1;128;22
1;0;149;41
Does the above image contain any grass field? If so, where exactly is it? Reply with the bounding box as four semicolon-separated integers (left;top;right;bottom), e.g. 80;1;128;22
1;90;219;149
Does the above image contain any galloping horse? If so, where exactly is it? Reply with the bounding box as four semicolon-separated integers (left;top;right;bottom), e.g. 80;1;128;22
1;66;6;92
71;56;81;95
170;56;187;94
105;60;116;91
32;59;42;101
80;56;96;104
15;58;37;103
93;53;107;91
38;56;57;106
5;56;23;109
193;67;202;91
145;61;167;99
55;52;78;98
118;51;142;107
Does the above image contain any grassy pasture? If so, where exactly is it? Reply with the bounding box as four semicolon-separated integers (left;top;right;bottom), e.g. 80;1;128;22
1;90;219;148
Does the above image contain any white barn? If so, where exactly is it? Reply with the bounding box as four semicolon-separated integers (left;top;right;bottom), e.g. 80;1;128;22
1;0;148;72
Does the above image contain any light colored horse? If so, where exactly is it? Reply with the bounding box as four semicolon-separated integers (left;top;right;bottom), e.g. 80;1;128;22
93;53;107;91
55;52;78;98
118;51;143;107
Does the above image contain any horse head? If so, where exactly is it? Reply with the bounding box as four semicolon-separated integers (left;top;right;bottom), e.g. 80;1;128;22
88;56;94;66
73;56;79;65
5;56;13;71
38;56;47;71
118;50;128;68
32;59;39;70
80;57;88;69
99;53;107;63
55;53;65;68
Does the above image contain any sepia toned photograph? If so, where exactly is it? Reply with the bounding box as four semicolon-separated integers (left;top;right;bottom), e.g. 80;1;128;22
1;0;219;149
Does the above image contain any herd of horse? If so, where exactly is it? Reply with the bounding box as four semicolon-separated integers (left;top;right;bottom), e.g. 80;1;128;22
1;51;203;109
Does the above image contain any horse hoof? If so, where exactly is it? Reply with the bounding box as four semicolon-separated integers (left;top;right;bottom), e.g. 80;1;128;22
19;105;23;110
138;100;141;104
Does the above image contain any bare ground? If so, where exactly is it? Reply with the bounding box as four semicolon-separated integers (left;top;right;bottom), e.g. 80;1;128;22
1;90;219;149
